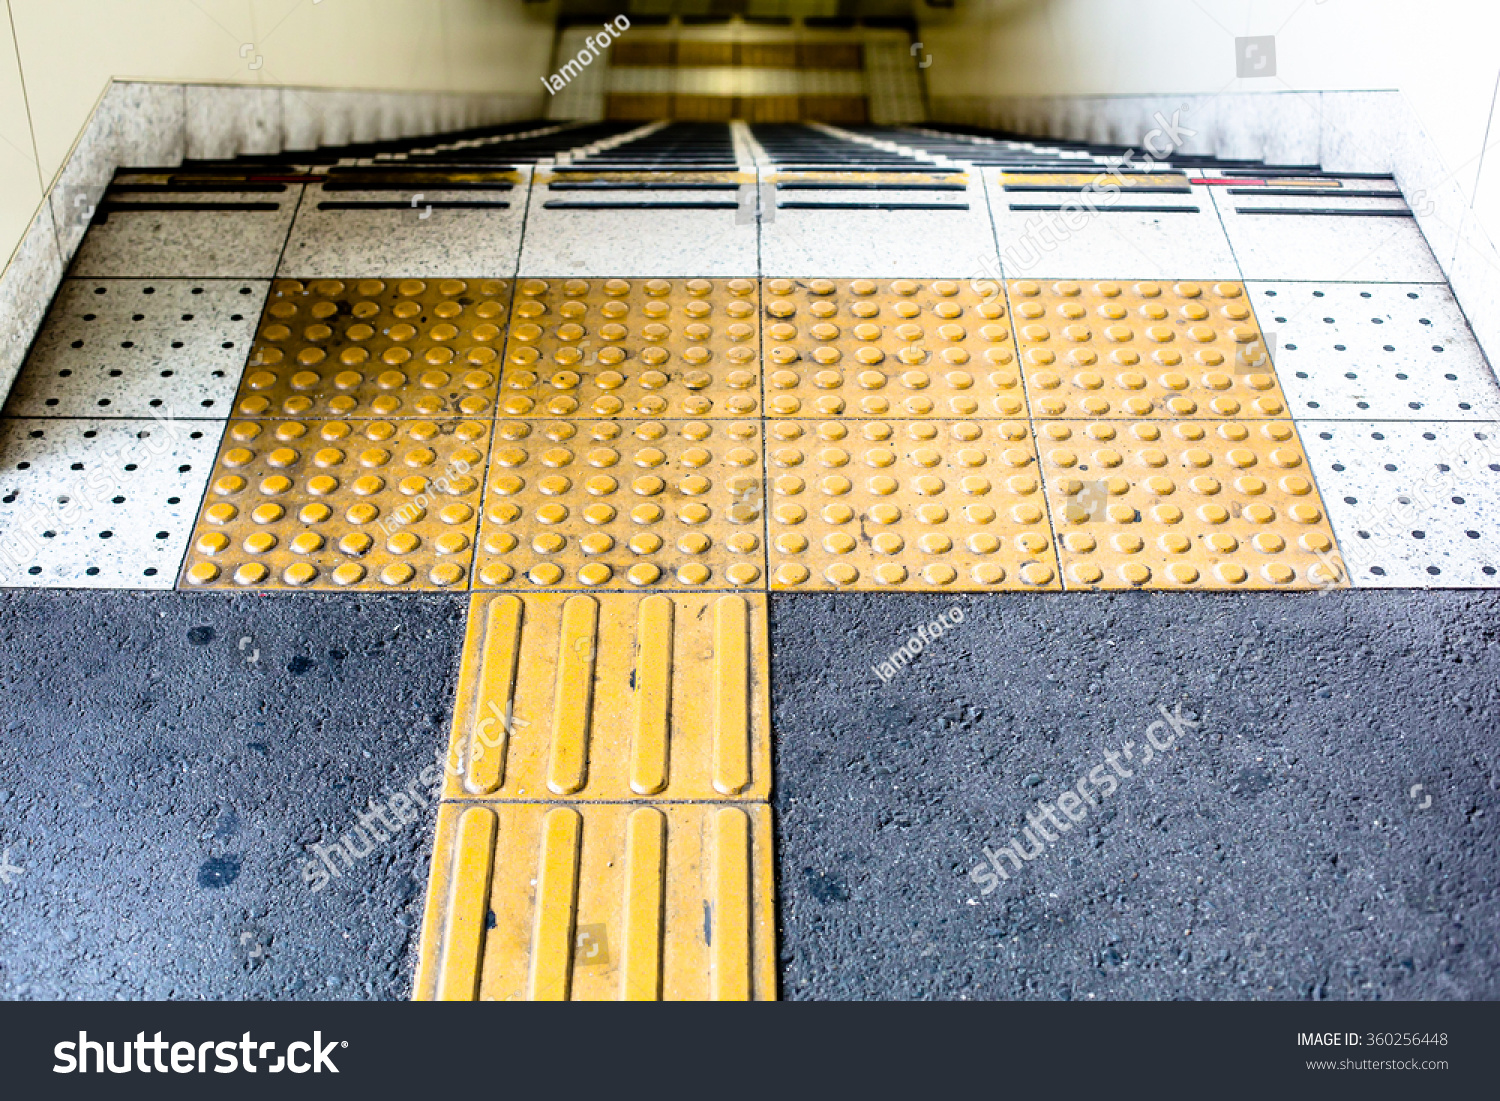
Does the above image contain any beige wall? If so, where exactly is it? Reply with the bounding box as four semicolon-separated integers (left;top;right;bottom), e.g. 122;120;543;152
919;0;1500;246
0;0;557;267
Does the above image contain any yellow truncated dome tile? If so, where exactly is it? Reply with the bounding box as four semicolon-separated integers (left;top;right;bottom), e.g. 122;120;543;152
414;802;776;1001
1009;279;1287;418
766;418;1061;591
237;278;512;419
1039;419;1347;590
475;418;766;590
498;278;762;419
178;417;490;591
444;593;770;801
760;277;1023;418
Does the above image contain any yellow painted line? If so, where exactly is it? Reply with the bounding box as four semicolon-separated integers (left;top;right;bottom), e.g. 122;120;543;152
475;418;765;590
414;802;776;1001
1040;418;1346;590
762;278;1021;418
498;278;761;419
1011;280;1289;418
178;417;489;591
767;419;1061;591
238;278;511;419
1001;172;1191;188
446;593;771;802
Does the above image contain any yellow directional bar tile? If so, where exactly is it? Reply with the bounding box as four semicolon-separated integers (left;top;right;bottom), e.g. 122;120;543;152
234;277;511;419
1039;419;1346;590
179;418;489;591
444;592;770;801
497;278;761;419
414;801;776;1001
762;277;1023;418
474;419;765;590
1010;279;1288;418
767;419;1060;591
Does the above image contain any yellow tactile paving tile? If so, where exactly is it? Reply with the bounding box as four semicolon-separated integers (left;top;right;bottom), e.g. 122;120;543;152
234;278;511;419
1010;279;1288;418
474;418;765;590
414;802;776;1001
444;592;770;801
766;419;1061;591
1039;419;1346;590
497;278;761;419
179;418;489;591
761;277;1023;418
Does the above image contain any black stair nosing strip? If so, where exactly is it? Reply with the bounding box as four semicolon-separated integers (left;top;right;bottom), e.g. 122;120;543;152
547;181;740;191
324;163;518;173
541;199;739;210
318;181;515;193
314;200;511;211
1225;188;1400;198
1001;184;1193;194
97;201;283;218
776;201;970;211
1007;203;1201;214
770;165;952;174
1233;206;1414;217
107;182;293;194
776;182;966;191
1216;168;1395;180
550;165;738;173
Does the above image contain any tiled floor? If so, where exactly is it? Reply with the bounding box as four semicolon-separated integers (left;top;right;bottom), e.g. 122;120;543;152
3;118;1496;1001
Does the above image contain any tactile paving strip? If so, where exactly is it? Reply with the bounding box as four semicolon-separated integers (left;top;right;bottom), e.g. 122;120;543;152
1248;282;1500;420
1300;421;1500;587
474;419;765;590
4;280;266;419
1010;280;1288;418
0;417;221;589
497;278;761;419
1038;420;1345;590
178;418;490;591
233;279;512;419
445;592;770;801
761;278;1022;418
766;419;1060;591
415;802;775;1000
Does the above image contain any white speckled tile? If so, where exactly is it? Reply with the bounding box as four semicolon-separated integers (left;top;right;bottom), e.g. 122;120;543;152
0;417;221;589
279;170;531;279
5;279;266;418
987;174;1238;280
1301;420;1500;588
1249;282;1500;420
68;189;303;278
1211;188;1445;283
519;170;756;278
762;171;998;279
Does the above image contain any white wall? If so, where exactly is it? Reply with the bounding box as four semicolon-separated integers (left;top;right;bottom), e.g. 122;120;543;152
919;0;1500;247
0;0;557;269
